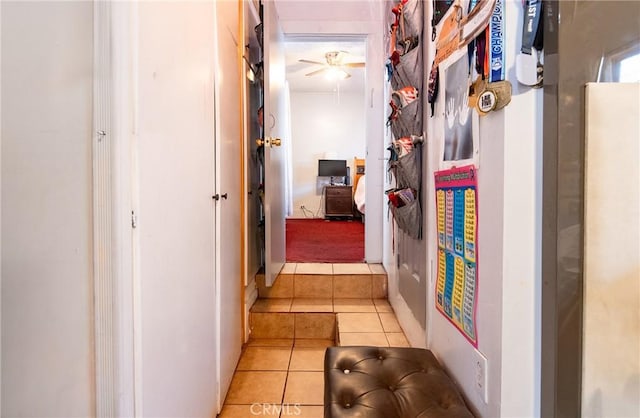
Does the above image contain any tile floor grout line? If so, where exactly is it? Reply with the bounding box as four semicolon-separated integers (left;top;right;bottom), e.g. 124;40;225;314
383;329;393;347
279;342;295;410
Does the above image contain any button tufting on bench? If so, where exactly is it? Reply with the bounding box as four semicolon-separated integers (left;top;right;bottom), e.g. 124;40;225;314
324;346;474;418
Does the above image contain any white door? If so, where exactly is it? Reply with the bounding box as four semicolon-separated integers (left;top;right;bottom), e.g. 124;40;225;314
263;0;287;286
213;0;243;408
136;2;218;415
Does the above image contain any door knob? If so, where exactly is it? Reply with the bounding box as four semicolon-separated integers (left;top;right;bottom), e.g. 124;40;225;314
257;138;281;147
221;193;228;200
270;137;282;147
212;194;220;201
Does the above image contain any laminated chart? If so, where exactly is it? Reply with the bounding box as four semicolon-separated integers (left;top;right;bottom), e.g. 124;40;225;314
445;190;454;251
437;190;446;248
434;165;479;346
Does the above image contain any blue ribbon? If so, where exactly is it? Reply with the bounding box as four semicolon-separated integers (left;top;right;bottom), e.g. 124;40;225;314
489;0;505;82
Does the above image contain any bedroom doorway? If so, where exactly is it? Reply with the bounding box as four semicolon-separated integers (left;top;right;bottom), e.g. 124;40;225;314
284;37;367;263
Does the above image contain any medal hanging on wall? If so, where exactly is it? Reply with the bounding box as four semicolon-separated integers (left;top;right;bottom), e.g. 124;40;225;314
467;0;512;116
429;0;499;116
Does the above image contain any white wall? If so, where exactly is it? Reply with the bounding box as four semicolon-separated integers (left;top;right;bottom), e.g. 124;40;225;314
425;93;506;418
382;1;542;416
289;92;365;218
136;2;218;416
1;2;95;416
499;1;543;411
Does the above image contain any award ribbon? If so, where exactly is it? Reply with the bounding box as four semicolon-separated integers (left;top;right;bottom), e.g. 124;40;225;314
488;0;505;82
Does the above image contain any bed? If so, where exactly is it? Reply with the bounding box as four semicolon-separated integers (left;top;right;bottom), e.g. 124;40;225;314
353;174;365;214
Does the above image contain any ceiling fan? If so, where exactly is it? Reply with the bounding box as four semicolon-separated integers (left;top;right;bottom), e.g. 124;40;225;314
298;51;365;79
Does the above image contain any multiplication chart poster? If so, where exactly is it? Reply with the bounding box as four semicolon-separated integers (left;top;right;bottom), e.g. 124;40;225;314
434;165;478;346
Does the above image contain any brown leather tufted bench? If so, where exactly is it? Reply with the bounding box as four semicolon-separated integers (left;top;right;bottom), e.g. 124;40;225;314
324;346;474;418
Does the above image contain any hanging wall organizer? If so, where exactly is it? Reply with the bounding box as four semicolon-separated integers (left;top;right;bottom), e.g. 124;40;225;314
385;0;425;240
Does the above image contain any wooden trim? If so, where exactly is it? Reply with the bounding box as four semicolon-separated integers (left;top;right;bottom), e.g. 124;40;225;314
238;0;247;345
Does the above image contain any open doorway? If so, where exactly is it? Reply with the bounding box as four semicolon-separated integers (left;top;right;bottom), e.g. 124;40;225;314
283;37;367;263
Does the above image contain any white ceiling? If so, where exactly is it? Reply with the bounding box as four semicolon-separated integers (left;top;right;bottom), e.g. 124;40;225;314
275;0;377;93
274;0;379;23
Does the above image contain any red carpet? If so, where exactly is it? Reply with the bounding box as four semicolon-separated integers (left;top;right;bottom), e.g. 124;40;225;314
286;219;364;263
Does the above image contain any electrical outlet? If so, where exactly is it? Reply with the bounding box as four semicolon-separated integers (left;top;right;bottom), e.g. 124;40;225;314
473;349;488;404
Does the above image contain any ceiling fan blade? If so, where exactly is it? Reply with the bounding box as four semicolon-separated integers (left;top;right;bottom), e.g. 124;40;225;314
298;59;325;65
343;62;366;68
305;68;329;77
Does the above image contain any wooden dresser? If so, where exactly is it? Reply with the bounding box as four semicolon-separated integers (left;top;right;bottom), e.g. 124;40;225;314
325;185;353;218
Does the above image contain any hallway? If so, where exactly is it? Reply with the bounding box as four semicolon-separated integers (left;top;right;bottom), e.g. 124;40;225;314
2;1;639;417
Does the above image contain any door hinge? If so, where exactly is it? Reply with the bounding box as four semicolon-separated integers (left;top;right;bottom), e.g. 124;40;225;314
131;211;138;228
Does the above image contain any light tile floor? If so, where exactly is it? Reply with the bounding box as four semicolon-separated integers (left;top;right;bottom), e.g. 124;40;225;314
336;301;410;347
221;263;403;417
256;263;387;300
220;298;409;417
280;262;385;275
220;339;332;418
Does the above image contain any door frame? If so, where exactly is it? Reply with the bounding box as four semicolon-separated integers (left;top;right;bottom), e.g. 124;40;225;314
241;0;262;342
93;1;137;415
363;29;385;263
278;29;385;263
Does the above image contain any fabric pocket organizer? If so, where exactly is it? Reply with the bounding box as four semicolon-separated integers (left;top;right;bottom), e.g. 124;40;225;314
389;96;423;140
391;45;422;92
395;148;421;191
390;197;422;240
387;144;422;239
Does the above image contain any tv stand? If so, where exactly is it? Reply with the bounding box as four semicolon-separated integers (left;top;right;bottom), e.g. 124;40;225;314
325;185;353;219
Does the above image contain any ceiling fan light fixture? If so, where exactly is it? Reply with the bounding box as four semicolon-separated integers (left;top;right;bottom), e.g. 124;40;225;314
325;67;349;81
299;49;363;83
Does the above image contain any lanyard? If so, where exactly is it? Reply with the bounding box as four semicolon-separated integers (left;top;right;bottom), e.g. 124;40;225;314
469;0;504;82
476;29;487;78
488;0;505;82
468;0;488;80
521;0;543;54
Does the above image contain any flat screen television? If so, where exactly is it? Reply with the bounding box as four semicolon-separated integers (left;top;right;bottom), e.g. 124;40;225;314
318;159;347;177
